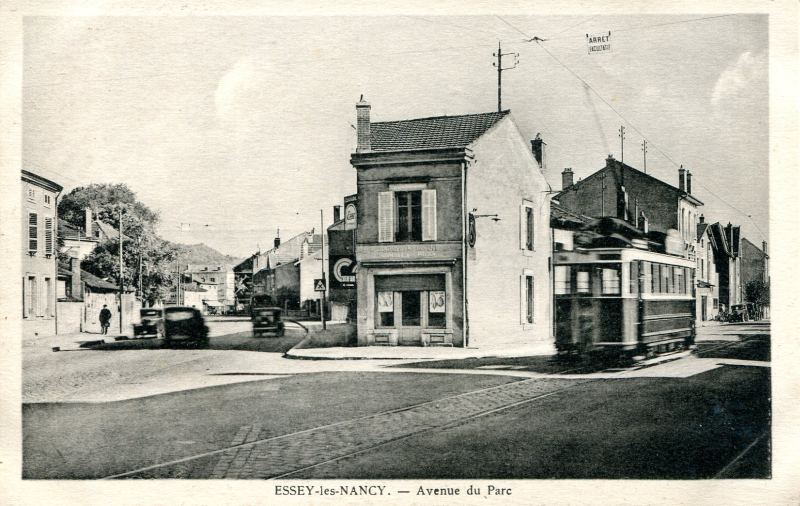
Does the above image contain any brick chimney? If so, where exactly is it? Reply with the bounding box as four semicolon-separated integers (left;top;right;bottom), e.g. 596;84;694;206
699;214;705;224
561;168;574;189
762;241;768;255
356;95;371;153
85;208;93;238
530;133;545;168
70;256;82;299
333;205;341;223
678;166;686;192
274;228;281;249
686;170;692;194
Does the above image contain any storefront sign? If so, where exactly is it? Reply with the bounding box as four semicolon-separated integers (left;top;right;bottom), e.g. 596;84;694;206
377;291;393;312
344;203;357;230
330;255;356;288
586;31;611;53
429;291;446;313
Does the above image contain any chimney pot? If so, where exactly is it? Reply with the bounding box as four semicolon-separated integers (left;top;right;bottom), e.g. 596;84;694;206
530;134;545;168
356;96;371;153
333;205;341;223
561;168;574;190
762;241;768;255
274;228;281;249
699;214;705;224
678;166;686;192
687;170;692;194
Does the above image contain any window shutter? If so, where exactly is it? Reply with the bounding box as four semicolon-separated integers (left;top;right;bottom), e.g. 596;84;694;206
378;191;394;243
520;275;526;324
28;212;38;253
519;205;526;250
422;189;437;241
45;218;53;255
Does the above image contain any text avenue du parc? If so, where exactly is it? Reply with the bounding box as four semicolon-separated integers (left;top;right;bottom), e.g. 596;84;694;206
275;484;512;497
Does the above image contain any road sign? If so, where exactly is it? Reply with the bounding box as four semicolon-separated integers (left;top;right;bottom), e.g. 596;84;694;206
314;278;327;292
586;31;611;54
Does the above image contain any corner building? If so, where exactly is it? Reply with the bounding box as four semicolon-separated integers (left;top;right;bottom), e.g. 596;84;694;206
351;99;552;350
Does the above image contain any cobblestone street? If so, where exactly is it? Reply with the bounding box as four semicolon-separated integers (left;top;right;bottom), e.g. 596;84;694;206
119;378;580;479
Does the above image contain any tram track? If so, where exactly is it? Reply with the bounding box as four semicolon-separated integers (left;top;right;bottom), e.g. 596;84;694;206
102;377;588;479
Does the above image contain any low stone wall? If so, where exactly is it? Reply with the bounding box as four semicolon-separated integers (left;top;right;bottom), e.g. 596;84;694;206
56;301;83;334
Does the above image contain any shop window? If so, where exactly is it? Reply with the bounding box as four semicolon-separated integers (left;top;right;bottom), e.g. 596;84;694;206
376;291;394;327
713;298;719;309
601;266;620;295
428;291;446;328
554;266;571;294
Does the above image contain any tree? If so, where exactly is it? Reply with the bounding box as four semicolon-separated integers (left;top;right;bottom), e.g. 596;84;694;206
58;183;160;240
745;279;770;319
60;183;177;305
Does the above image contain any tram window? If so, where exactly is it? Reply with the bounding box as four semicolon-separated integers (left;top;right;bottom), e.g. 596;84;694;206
662;265;671;294
576;270;591;294
629;262;639;295
555;266;571;294
601;267;620;295
651;264;660;293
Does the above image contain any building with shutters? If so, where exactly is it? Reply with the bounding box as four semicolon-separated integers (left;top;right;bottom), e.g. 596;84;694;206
22;170;63;338
350;98;552;349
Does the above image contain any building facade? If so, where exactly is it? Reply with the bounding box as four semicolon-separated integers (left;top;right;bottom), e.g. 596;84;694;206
555;158;703;261
184;264;234;305
351;100;551;348
22;170;63;338
696;217;720;322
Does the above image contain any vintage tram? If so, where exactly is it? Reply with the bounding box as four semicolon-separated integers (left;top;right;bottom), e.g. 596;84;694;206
554;231;696;358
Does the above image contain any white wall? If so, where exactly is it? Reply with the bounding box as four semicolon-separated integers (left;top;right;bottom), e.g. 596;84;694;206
466;116;553;350
299;247;325;303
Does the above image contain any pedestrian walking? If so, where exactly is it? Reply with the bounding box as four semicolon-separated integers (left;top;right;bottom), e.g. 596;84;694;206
99;305;112;334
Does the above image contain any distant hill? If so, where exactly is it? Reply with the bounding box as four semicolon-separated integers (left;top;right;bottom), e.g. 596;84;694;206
171;242;242;268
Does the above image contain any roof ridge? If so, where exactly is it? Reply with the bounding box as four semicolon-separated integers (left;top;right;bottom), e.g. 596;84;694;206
372;110;509;126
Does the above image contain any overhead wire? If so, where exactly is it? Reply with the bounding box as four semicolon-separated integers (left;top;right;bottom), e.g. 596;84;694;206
544;13;738;41
530;38;767;239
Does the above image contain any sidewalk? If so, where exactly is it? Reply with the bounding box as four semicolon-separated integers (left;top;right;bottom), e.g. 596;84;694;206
285;340;557;360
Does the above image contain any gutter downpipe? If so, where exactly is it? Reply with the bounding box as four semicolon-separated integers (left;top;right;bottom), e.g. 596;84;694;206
461;158;469;348
54;190;61;335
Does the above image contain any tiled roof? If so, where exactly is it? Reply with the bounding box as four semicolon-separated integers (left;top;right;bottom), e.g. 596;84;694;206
80;270;120;291
370;111;509;151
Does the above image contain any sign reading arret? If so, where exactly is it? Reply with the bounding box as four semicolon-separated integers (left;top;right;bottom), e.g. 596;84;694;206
586;31;611;54
314;278;327;292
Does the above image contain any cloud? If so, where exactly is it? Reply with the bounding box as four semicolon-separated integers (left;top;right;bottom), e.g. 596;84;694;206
711;51;765;106
214;58;261;122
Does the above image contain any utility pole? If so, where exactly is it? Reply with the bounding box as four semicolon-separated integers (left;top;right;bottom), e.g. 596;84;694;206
618;125;626;165
118;206;124;333
492;41;519;112
320;209;326;331
641;139;648;173
138;235;143;303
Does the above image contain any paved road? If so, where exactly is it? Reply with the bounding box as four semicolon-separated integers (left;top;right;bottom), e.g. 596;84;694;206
22;323;770;479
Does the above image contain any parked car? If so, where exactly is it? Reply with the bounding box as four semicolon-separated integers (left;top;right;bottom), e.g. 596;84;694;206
163;306;209;347
251;306;285;338
729;304;750;323
133;308;163;339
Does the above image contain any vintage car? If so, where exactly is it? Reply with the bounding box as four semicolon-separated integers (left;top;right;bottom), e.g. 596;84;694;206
133;308;163;338
162;306;209;347
251;306;285;338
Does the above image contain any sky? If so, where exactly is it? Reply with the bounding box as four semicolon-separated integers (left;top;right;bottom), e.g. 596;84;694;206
22;14;768;258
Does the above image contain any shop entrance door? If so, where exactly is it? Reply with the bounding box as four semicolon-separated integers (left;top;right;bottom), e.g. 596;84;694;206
398;291;422;345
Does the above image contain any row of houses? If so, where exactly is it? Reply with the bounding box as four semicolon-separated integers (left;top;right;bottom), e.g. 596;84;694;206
242;98;768;349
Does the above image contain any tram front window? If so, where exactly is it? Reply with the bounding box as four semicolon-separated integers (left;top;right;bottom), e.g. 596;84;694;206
576;270;591;294
601;265;621;295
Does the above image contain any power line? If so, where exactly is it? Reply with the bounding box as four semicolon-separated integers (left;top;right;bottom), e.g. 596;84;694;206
495;15;532;40
531;40;767;240
545;13;737;40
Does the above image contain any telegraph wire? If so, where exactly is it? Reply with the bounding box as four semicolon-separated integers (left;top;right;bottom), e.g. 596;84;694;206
544;13;737;40
531;39;767;240
495;15;533;40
